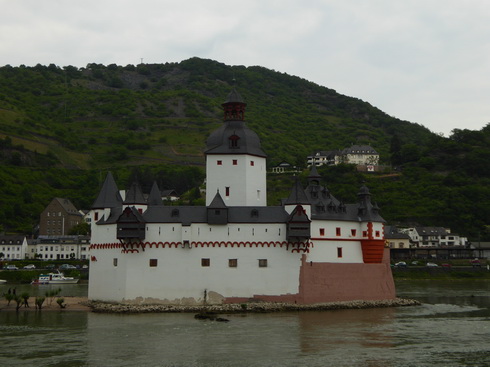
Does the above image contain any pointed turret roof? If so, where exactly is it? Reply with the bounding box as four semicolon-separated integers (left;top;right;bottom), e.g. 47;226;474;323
124;181;146;205
147;182;163;206
208;191;227;209
308;164;321;181
284;178;310;205
357;184;384;221
224;87;246;104
92;172;123;209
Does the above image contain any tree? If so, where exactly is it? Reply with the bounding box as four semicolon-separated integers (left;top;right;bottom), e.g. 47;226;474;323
68;222;90;235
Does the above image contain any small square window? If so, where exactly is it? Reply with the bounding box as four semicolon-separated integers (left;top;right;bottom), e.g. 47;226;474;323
233;159;238;165
351;229;357;236
217;160;222;165
375;231;380;237
201;258;210;267
250;161;254;166
228;259;237;268
319;228;325;236
258;259;268;267
149;259;158;267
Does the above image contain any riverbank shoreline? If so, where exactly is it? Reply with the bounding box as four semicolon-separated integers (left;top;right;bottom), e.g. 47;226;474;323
86;297;420;314
0;296;420;313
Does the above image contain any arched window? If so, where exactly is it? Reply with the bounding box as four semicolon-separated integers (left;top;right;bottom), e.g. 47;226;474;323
228;134;240;148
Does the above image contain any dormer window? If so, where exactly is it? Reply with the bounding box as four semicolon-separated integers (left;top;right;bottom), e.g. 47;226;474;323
251;209;259;218
171;209;179;217
228;134;240;149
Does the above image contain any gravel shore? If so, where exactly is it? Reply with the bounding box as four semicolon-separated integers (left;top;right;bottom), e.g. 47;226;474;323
84;297;421;314
1;296;420;313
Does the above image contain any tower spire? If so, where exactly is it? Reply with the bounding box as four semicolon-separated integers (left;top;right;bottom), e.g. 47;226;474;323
222;83;246;121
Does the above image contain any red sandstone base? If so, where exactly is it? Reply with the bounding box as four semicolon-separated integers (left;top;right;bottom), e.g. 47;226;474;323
225;249;395;305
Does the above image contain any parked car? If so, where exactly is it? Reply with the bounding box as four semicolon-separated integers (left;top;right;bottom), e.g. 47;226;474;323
411;261;419;266
394;262;407;267
59;264;77;270
470;259;481;267
5;265;18;270
23;264;36;269
426;262;438;267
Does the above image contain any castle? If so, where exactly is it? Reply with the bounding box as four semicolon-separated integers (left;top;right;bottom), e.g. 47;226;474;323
88;88;395;305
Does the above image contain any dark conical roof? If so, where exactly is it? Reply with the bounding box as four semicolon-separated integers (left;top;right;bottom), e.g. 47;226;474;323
208;191;227;209
224;88;245;104
357;184;384;221
308;165;321;183
147;182;163;206
124;181;146;205
92;172;123;209
284;178;310;205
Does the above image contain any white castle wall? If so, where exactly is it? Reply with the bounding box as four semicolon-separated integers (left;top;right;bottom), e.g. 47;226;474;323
88;217;374;303
88;240;302;303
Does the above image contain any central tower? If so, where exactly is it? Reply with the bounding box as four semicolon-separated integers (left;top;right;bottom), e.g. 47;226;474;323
205;87;267;206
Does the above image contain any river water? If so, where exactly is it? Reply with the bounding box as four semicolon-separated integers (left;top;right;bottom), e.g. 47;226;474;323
1;280;489;367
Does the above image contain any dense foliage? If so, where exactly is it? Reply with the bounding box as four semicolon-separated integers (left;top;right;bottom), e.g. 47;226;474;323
0;58;489;240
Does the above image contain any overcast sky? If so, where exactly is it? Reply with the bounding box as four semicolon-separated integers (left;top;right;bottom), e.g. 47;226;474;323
1;0;489;136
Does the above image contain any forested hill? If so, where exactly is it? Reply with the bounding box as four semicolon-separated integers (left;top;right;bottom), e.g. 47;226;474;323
0;57;432;169
0;57;489;240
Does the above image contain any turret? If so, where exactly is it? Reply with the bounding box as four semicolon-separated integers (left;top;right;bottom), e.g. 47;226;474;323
91;172;123;231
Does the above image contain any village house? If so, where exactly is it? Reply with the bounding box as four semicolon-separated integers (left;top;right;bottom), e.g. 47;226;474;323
399;227;467;247
384;226;411;249
0;235;28;260
33;235;91;261
307;145;379;170
39;198;83;236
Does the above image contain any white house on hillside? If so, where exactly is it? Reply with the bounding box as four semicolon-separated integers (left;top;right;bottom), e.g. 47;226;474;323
399;227;467;247
307;145;379;168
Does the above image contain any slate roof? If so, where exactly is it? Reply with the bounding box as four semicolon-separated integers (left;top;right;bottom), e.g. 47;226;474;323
205;120;266;157
208;191;227;209
284;178;310;205
224;88;246;104
148;182;163;206
384;226;411;239
415;227;450;236
124;181;146;205
342;145;378;155
206;88;266;157
0;235;26;244
92;172;123;209
143;205;288;225
51;198;82;216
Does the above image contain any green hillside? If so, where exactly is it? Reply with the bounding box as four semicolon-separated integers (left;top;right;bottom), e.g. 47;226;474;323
0;58;489;240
